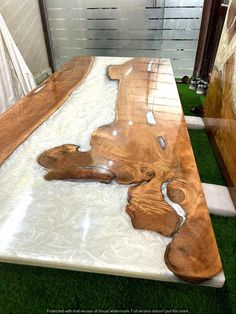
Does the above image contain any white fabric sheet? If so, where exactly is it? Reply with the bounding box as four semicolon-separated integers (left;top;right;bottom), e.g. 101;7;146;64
0;14;36;114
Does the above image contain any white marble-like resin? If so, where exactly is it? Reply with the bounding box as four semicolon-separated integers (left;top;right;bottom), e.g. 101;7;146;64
202;183;236;217
162;181;186;227
0;57;224;287
146;111;157;125
185;115;205;129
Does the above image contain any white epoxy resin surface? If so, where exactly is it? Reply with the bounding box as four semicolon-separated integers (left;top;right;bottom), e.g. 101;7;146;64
0;57;225;287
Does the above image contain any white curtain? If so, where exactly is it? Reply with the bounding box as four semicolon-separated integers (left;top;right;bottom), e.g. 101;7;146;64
0;14;36;114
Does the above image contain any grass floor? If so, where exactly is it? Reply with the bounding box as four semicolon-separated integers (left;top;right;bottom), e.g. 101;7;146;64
0;84;236;314
177;83;205;116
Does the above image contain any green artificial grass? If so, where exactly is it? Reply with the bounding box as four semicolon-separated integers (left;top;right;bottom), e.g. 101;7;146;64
189;129;225;185
177;83;205;116
0;83;236;314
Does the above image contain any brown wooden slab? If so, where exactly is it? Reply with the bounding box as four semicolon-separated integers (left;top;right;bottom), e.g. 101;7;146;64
204;54;236;206
38;58;222;283
0;56;94;166
204;0;236;208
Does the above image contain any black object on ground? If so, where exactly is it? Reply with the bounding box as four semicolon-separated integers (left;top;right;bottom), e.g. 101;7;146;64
190;105;204;117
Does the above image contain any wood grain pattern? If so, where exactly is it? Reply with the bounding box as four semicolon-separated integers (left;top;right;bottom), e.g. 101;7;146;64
204;53;236;206
0;56;94;166
38;57;222;283
227;0;236;43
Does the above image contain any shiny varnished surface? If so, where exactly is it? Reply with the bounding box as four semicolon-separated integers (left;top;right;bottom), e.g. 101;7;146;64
227;0;236;43
204;0;236;207
38;58;222;283
0;56;94;166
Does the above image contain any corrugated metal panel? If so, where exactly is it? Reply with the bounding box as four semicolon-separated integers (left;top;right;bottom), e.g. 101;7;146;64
45;0;203;76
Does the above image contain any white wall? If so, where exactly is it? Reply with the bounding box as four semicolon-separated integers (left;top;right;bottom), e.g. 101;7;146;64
0;0;49;77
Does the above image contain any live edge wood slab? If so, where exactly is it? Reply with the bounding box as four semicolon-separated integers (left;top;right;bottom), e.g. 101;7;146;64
204;0;236;208
0;56;94;166
36;57;222;283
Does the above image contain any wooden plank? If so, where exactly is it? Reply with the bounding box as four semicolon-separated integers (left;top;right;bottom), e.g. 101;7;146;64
194;0;227;78
204;54;236;207
37;57;222;283
201;0;236;206
0;56;94;166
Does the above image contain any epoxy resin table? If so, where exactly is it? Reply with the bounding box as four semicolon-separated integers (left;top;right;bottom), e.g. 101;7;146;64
0;57;224;287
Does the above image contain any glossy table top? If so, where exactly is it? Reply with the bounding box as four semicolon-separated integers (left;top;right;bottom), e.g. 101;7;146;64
0;57;224;286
